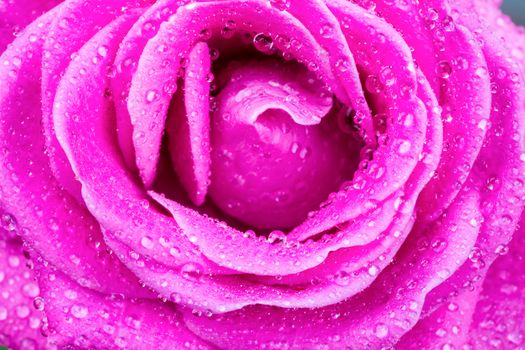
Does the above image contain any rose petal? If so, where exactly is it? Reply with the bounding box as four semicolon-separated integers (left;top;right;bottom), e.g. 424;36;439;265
128;0;341;187
111;0;183;170
41;0;148;203
166;41;211;206
182;189;481;348
0;0;61;52
467;214;525;348
0;237;48;349
37;265;212;349
0;6;149;298
51;2;230;276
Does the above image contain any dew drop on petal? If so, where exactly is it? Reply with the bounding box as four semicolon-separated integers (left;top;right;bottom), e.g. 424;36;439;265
269;0;290;11
140;236;154;249
437;61;452;79
71;304;89;319
320;23;334;38
375;323;389;338
146;89;159;103
253;33;274;54
0;307;7;321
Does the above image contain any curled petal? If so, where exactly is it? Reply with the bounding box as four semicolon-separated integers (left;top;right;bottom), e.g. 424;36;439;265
0;7;148;298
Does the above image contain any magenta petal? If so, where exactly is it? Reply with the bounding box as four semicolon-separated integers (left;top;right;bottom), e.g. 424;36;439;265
207;60;353;229
128;0;339;187
111;0;183;170
50;4;227;277
166;42;211;206
41;0;145;203
0;8;148;298
37;265;213;349
182;189;481;348
468;214;525;348
0;238;48;349
398;286;481;349
0;0;61;52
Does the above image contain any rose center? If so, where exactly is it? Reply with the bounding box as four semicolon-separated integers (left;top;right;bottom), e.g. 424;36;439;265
208;61;358;230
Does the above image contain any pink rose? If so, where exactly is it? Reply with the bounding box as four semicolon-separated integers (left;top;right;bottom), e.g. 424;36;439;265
1;0;525;349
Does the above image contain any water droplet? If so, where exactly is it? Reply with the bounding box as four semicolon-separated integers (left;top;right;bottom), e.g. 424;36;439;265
16;305;30;318
169;246;181;257
8;255;20;267
495;244;509;255
332;270;351;286
180;262;202;281
431;238;447;253
141;21;157;37
170;292;182;303
477;119;487;130
379;66;396;86
437;61;452;79
0;306;7;320
71;304;89;319
221;26;234;39
199;28;211;40
368;265;379;276
33;297;45;311
253;33;274;54
97;46;108;57
365;75;382;94
22;282;39;298
268;230;287;244
335;57;350;72
146;89;158;103
435;328;447;337
320;23;334;38
209;48;220;61
1;213;17;232
398;140;411;154
140;236;154;249
447;302;458;311
269;0;290;11
58;18;70;29
375;323;389;338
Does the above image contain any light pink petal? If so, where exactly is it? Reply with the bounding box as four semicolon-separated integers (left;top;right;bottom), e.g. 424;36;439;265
136;71;440;311
288;1;427;240
286;0;374;144
397;286;481;349
407;0;525;344
358;0;492;223
166;42;211;206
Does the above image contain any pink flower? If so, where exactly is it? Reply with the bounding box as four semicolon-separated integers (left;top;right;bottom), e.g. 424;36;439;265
1;0;524;349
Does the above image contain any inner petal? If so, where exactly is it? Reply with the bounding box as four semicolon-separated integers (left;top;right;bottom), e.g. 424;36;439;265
209;60;359;230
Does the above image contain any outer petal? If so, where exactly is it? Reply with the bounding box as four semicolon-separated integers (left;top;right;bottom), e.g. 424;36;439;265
0;0;61;52
0;4;150;298
467;214;525;348
37;265;213;349
0;236;48;349
40;0;147;203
